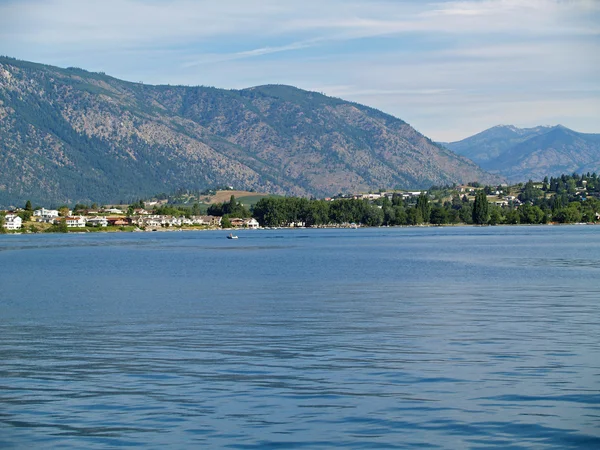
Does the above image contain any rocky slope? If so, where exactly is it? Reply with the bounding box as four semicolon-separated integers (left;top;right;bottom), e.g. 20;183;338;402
444;125;600;182
0;57;500;206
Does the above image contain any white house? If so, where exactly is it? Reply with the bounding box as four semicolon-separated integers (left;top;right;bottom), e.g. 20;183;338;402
65;216;86;228
86;217;108;227
244;218;260;229
3;214;22;230
34;208;59;219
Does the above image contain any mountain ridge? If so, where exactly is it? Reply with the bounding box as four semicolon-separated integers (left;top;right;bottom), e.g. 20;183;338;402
443;124;600;182
0;56;501;206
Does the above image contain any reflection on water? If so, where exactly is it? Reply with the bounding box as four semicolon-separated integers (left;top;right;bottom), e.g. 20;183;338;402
1;227;599;448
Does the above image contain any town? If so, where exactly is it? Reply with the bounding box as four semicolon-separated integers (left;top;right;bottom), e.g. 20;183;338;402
2;173;600;233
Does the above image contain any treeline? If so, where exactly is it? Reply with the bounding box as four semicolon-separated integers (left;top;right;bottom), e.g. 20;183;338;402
512;173;600;224
251;176;600;227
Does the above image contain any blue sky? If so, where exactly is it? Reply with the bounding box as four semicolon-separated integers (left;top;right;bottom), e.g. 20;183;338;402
0;0;598;141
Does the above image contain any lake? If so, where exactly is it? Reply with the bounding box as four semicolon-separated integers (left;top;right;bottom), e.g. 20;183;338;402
1;226;599;448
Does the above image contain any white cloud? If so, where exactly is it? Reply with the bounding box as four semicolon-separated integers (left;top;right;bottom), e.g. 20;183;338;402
0;0;598;139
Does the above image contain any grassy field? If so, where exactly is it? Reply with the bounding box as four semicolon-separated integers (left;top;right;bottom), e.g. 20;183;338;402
202;190;266;203
203;191;281;208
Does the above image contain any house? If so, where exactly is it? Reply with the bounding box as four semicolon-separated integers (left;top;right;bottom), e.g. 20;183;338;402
86;217;108;227
136;217;162;228
3;214;22;230
198;215;221;226
229;218;245;227
143;200;168;209
107;217;131;226
361;193;381;200
65;216;86;228
102;208;124;214
34;208;60;223
244;218;260;229
34;208;59;219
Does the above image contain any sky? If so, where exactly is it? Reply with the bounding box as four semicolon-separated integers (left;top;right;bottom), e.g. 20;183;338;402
0;0;598;141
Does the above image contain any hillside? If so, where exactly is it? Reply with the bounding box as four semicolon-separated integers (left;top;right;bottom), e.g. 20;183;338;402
444;125;600;182
0;57;500;206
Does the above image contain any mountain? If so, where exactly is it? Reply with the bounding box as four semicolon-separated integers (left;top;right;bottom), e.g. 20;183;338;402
443;125;600;182
0;56;500;207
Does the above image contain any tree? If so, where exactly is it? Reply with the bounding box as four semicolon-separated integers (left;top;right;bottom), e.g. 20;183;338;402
505;208;520;224
362;206;384;227
459;203;473;224
489;207;503;225
58;206;70;217
406;207;423;225
518;204;545;224
416;193;431;223
429;205;448;225
221;216;232;228
472;190;489;224
18;210;32;222
191;203;201;216
25;200;32;211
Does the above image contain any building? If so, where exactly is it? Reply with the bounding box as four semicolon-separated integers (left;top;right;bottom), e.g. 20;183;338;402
107;217;131;226
86;217;108;227
3;214;22;230
65;216;86;228
34;208;59;219
244;218;260;229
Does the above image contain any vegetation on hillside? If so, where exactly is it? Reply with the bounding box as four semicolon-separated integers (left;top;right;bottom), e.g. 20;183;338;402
0;56;500;207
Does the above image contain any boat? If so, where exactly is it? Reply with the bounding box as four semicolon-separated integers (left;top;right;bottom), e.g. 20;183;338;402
227;233;238;239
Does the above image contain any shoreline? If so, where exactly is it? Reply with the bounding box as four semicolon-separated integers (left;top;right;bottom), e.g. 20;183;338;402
2;221;599;237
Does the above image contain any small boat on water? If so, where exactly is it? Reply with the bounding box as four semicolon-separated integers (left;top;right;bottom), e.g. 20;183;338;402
227;233;238;239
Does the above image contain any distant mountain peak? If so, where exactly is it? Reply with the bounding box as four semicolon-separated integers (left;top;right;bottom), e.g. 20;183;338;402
444;124;600;183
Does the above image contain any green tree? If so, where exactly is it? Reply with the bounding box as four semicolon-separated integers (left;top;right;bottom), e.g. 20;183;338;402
406;207;423;225
518;204;546;224
25;200;33;211
429;205;448;225
393;205;407;225
505;208;520;224
362;206;384;227
191;203;201;216
416;193;431;223
489;207;503;225
472;190;489;224
221;216;232;228
553;206;582;223
47;220;68;233
459;203;473;224
18;210;32;222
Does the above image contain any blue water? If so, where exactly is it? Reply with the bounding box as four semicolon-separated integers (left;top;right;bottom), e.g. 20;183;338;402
1;226;599;448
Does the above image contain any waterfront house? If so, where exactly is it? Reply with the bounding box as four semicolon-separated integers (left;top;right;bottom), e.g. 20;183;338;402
199;215;221;226
244;218;260;229
107;217;131;226
86;217;108;227
229;218;245;227
3;214;22;230
65;216;86;228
